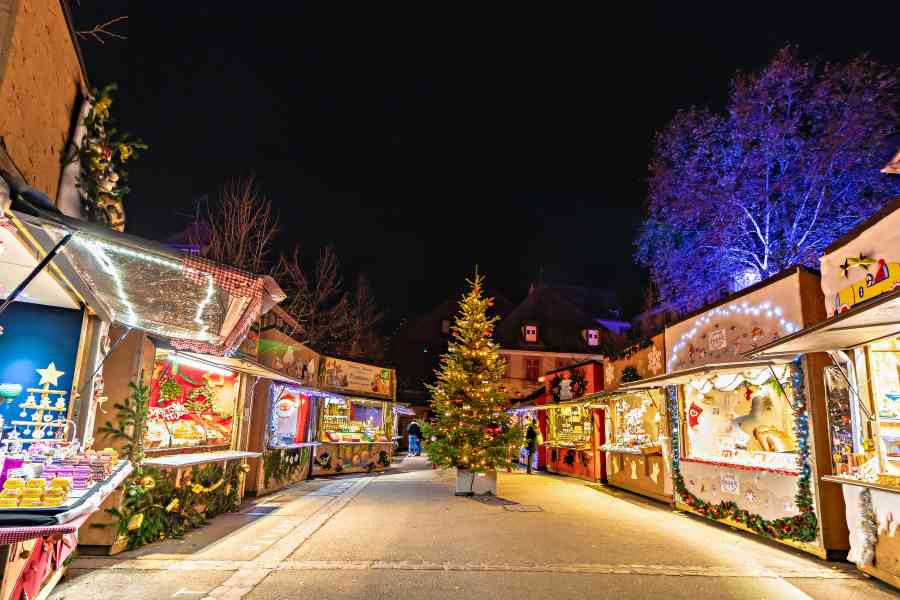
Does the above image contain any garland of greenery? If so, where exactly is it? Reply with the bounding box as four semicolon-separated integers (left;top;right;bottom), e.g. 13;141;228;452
66;83;147;231
97;374;248;550
549;368;588;402
620;366;641;383
263;447;310;488
605;339;655;362
668;359;818;542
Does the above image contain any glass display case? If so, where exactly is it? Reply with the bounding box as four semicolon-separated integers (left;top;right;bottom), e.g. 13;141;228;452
147;352;240;450
680;366;798;472
546;404;592;449
320;396;389;443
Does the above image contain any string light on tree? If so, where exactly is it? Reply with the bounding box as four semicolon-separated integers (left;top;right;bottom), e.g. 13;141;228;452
423;271;522;476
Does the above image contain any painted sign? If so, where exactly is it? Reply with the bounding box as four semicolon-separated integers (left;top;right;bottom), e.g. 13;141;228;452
320;357;395;399
258;330;319;387
820;205;900;316
665;272;804;372
0;303;83;445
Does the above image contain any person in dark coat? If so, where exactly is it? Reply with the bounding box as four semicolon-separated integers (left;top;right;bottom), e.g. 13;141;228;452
525;419;540;474
407;420;423;456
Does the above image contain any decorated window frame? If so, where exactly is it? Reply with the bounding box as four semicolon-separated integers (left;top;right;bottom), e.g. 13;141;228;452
678;365;799;474
546;403;593;449
147;351;242;451
267;384;316;449
319;395;389;443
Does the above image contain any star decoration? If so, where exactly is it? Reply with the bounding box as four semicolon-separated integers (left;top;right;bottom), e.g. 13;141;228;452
840;258;852;278
841;253;877;278
36;363;65;387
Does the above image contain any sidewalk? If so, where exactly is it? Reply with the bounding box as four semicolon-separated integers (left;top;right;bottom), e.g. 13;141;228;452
50;457;898;599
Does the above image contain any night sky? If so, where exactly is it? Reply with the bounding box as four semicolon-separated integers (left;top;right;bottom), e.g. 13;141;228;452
72;4;900;327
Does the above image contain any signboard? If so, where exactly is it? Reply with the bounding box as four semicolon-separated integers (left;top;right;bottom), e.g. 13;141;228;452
320;357;395;400
665;272;805;372
820;204;900;317
257;330;320;387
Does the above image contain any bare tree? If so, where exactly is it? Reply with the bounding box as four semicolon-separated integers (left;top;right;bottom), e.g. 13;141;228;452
277;246;353;352
345;274;386;361
200;176;278;274
75;15;128;44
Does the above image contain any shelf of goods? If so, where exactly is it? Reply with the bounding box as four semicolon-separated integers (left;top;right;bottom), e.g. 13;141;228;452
313;396;394;476
543;403;599;481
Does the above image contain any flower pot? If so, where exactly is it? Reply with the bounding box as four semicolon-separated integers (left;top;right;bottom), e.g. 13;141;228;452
455;468;498;496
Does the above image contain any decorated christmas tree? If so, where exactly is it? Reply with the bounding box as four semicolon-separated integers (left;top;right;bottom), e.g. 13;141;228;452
424;272;522;474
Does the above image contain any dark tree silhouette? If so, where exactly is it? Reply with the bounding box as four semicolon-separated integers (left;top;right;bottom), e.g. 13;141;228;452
636;47;900;312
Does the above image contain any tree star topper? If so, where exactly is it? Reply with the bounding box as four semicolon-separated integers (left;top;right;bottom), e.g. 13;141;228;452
37;362;65;387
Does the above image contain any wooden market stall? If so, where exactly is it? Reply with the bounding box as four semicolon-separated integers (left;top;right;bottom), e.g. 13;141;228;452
622;267;848;560
539;360;606;482
0;206;131;599
313;357;397;476
244;318;321;496
594;334;672;503
747;199;900;585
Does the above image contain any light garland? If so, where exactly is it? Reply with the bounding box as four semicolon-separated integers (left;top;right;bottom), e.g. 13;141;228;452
669;300;800;370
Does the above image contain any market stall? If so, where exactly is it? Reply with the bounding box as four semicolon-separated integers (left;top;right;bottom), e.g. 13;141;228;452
595;334;672;503
313;357;397;476
747;200;900;585
624;267;848;559
0;205;128;598
6;196;289;556
540;361;605;482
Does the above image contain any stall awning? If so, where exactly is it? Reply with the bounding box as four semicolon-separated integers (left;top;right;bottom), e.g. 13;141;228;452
9;199;285;355
746;288;900;359
618;360;791;390
169;351;307;386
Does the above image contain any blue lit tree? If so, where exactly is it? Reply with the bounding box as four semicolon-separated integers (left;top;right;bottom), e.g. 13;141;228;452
636;47;900;312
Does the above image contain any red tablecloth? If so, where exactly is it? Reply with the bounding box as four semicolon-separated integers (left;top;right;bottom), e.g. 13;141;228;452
0;512;90;546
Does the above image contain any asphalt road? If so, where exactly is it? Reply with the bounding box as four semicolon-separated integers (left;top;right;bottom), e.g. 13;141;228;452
50;456;899;600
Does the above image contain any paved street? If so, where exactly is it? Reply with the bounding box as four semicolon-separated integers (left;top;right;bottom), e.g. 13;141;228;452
51;456;898;600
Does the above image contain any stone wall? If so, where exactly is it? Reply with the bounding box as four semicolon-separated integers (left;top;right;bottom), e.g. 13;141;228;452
0;0;85;199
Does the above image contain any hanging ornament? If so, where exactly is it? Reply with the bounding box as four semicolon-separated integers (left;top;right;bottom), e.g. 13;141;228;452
688;402;703;429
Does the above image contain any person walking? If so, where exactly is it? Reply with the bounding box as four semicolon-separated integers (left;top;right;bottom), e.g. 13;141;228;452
525;418;541;474
406;420;422;456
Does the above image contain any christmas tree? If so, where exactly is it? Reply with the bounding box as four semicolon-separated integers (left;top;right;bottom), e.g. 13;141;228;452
424;272;522;474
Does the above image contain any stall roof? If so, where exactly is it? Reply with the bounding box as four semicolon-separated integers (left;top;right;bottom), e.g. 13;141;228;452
9;198;284;355
746;287;900;359
172;351;308;386
618;359;791;390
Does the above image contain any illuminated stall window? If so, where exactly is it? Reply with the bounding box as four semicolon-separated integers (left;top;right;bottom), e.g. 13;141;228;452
547;404;592;449
680;365;798;472
320;396;388;443
869;337;900;476
269;386;312;448
608;392;662;452
148;351;241;450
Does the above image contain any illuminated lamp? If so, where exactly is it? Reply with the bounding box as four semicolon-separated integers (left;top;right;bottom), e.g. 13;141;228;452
168;353;233;376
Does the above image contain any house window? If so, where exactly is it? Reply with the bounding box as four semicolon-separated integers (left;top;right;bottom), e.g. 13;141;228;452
586;329;600;347
523;323;539;343
502;354;513;378
441;319;450;335
524;357;541;382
